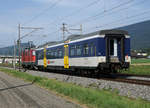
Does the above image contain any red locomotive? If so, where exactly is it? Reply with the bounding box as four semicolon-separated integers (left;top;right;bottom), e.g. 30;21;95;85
21;48;36;69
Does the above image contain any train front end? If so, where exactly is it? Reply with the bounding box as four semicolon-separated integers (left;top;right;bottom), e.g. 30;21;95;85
98;30;130;72
22;48;36;69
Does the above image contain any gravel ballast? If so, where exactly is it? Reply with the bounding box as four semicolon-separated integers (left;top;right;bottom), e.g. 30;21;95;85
0;71;82;108
24;70;150;101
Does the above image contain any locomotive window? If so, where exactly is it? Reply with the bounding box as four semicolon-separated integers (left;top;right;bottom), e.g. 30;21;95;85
25;51;28;56
70;46;76;56
32;51;35;56
83;44;89;55
76;45;81;56
24;51;25;56
28;51;30;56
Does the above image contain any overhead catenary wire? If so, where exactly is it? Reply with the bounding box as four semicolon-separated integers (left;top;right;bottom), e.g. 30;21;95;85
97;9;150;28
24;0;134;38
19;0;63;46
44;0;103;28
43;0;106;38
22;0;63;26
45;0;136;37
79;0;146;27
68;0;135;28
61;0;103;20
41;0;103;39
22;0;149;45
47;7;150;39
20;0;103;46
85;9;150;33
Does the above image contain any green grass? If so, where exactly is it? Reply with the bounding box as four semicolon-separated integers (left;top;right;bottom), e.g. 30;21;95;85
123;65;150;75
124;59;150;75
0;63;13;67
0;68;150;108
131;59;150;64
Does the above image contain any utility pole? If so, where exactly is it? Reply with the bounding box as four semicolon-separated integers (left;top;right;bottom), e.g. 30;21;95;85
62;23;67;41
61;23;83;41
80;24;83;35
17;23;43;71
13;40;16;70
18;24;21;71
69;24;83;35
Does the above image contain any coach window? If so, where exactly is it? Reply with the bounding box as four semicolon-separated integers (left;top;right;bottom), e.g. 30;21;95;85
46;51;48;57
38;53;42;59
41;52;44;59
76;45;81;56
57;50;59;58
38;53;40;59
52;51;54;58
70;45;76;56
90;43;95;56
46;51;51;59
51;51;54;58
50;52;53;58
54;51;57;58
58;50;62;58
90;44;93;56
83;44;89;55
56;51;58;58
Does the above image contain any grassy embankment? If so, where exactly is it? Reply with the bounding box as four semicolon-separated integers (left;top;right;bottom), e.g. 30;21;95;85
0;67;150;108
123;65;150;75
131;59;150;64
122;59;150;75
0;63;14;67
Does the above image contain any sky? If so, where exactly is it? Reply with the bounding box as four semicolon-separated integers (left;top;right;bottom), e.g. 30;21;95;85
0;0;150;47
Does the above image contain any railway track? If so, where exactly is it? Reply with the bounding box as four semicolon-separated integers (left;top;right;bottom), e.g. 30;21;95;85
113;73;150;78
100;77;150;86
1;65;150;86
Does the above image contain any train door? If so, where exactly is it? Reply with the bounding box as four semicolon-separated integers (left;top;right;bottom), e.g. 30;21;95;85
64;45;69;68
43;47;47;68
109;39;117;57
106;36;124;63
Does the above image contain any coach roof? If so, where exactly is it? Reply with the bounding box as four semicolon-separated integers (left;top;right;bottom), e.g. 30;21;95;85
99;29;129;35
37;29;128;49
67;29;128;41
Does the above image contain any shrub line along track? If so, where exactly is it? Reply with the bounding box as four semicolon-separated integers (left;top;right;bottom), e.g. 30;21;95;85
1;66;150;86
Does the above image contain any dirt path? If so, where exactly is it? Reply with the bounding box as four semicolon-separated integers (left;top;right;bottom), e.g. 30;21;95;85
131;63;150;66
0;71;81;108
